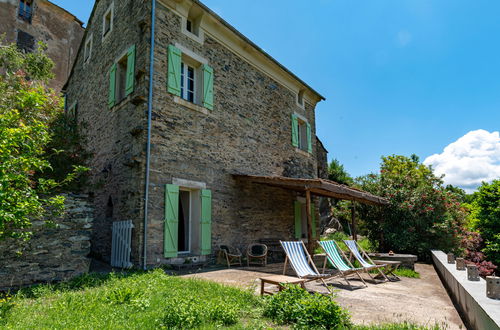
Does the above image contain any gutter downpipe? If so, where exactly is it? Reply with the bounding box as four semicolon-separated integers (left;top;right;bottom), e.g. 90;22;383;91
143;0;156;270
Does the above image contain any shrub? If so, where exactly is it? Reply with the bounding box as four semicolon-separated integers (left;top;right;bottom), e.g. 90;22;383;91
263;285;352;329
356;155;468;261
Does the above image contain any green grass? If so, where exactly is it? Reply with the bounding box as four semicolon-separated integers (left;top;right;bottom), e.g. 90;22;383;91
1;269;265;329
0;270;440;329
393;268;420;278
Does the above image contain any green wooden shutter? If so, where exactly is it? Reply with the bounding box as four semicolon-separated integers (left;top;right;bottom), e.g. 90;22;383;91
291;114;299;147
167;45;182;96
294;201;302;239
108;63;117;108
202;65;214;110
164;184;179;258
200;189;212;255
125;45;136;96
306;122;312;153
311;203;317;238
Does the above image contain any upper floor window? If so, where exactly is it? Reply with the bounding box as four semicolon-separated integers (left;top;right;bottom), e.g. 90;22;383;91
297;90;305;108
16;30;35;53
181;5;204;44
84;35;93;63
291;114;312;153
102;3;114;40
108;45;136;108
167;45;214;110
181;62;196;103
18;0;33;23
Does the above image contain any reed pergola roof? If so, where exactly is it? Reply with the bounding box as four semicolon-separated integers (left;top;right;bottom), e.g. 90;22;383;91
233;174;388;206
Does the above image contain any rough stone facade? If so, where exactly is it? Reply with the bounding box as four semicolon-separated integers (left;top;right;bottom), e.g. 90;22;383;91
0;0;84;91
65;0;324;267
0;195;93;289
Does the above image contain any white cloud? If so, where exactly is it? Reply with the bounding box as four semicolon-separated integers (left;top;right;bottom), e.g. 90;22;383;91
397;30;412;47
424;129;500;193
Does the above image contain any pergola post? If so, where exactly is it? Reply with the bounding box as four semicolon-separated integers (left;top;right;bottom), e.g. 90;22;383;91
306;189;313;252
351;201;357;241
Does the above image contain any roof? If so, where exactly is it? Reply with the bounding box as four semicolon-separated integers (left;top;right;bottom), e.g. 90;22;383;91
233;174;389;206
193;0;325;101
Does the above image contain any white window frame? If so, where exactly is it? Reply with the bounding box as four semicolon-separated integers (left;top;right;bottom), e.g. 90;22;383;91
102;2;114;41
294;112;309;153
84;34;93;64
181;62;197;103
174;44;208;106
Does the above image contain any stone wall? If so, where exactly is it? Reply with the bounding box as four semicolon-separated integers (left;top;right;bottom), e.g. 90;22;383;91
64;0;151;263
0;195;94;290
0;0;84;91
145;3;321;265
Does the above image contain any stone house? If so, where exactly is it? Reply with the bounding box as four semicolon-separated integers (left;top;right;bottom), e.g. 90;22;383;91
0;0;85;91
64;0;386;268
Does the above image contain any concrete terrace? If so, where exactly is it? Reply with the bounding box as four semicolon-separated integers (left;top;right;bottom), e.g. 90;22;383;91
182;263;465;329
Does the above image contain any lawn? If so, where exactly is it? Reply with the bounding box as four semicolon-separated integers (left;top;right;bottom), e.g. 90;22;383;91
0;270;442;329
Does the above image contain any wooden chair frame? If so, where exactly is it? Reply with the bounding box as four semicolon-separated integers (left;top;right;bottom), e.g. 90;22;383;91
246;243;268;267
217;245;242;268
344;240;390;282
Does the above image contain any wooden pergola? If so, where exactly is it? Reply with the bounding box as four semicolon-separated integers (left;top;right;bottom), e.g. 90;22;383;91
233;174;389;252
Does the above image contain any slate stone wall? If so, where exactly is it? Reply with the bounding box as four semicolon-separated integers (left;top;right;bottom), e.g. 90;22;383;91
0;195;93;290
64;0;151;264
145;3;320;264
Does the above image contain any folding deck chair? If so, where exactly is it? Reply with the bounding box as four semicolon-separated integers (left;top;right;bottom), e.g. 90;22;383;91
319;240;367;289
280;241;333;294
343;240;390;282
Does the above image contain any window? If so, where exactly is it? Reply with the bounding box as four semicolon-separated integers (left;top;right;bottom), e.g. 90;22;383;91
102;3;114;39
16;30;35;53
186;19;193;34
181;6;204;44
84;35;92;63
18;0;33;23
181;62;196;103
291;114;312;153
108;45;136;108
167;45;214;110
297;90;305;108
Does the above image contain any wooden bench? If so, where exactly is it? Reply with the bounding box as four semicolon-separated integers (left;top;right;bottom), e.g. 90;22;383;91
260;275;306;296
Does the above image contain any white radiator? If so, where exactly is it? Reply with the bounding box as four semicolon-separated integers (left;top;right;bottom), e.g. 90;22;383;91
111;220;134;268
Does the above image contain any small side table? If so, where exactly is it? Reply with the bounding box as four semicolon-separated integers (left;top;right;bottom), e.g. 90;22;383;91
260;275;306;296
373;260;401;281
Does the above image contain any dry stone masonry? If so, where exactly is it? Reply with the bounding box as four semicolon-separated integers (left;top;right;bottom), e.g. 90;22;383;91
0;195;94;289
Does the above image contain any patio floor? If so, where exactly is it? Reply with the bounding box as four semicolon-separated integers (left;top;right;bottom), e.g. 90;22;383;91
181;263;465;329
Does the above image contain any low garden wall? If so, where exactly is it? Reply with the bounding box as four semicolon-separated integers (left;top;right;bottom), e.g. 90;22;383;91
0;194;94;290
431;250;500;330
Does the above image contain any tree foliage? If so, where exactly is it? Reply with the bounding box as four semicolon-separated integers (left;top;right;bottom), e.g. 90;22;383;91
356;155;467;260
0;42;86;241
470;180;500;265
328;158;353;186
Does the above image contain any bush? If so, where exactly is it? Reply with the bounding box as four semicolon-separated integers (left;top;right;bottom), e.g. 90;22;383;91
263;285;352;329
356;155;467;261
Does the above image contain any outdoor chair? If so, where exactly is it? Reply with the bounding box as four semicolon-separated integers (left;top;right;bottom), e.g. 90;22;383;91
246;243;268;266
319;240;367;289
217;245;243;268
343;240;389;282
280;241;333;294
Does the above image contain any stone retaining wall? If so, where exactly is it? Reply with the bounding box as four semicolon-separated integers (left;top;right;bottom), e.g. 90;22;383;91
0;194;94;290
432;250;500;330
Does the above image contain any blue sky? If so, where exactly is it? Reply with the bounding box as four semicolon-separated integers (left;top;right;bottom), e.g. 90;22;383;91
52;0;500;191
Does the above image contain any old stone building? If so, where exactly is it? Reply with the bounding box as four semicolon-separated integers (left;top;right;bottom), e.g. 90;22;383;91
0;0;84;91
65;0;385;269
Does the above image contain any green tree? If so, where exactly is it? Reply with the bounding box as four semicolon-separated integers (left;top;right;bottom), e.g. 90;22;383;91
356;155;467;260
473;180;500;265
328;158;353;185
0;41;85;241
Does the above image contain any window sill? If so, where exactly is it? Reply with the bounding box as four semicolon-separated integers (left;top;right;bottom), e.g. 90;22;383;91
295;148;311;157
110;95;132;111
174;96;209;115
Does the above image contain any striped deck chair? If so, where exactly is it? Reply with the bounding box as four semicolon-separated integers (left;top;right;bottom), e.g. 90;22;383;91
280;241;333;293
319;240;367;289
343;240;389;281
